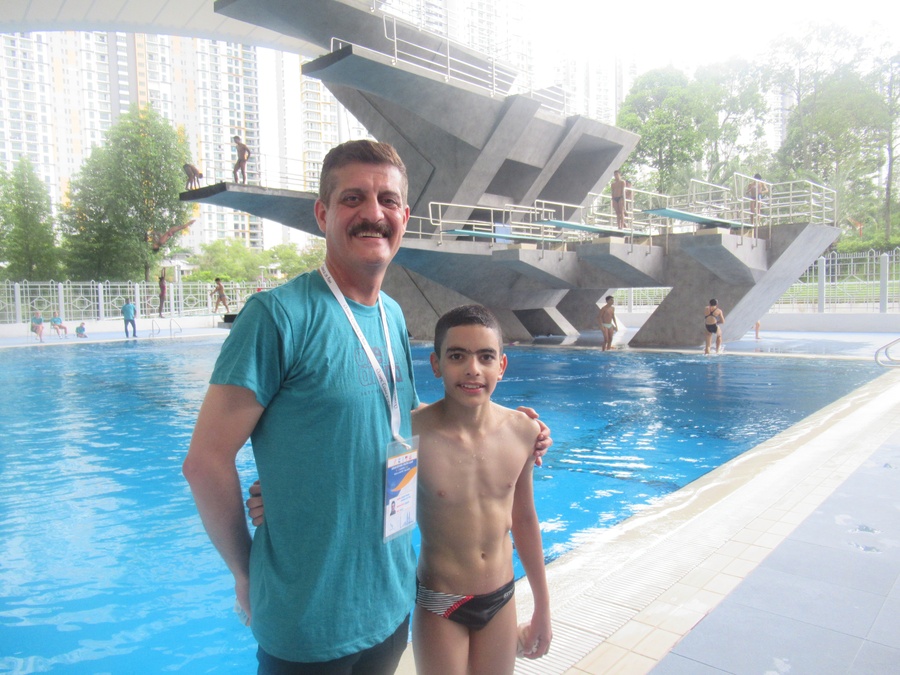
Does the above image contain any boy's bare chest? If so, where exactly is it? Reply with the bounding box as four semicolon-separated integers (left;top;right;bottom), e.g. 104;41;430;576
420;435;521;504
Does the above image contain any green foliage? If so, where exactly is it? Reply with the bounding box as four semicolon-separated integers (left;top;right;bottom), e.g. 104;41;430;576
59;106;192;281
692;59;768;184
617;68;706;194
183;237;325;282
0;157;59;280
619;24;897;241
269;239;326;278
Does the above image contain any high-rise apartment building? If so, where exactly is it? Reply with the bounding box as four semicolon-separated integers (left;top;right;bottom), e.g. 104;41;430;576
3;1;648;257
1;31;268;251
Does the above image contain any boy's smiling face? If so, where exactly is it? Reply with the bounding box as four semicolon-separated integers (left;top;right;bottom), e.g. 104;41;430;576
431;324;507;406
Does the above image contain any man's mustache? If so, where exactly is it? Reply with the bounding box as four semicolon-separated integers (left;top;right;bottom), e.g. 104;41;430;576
349;221;392;237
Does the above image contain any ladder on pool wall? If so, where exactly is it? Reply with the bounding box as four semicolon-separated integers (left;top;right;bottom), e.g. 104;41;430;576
150;319;184;339
875;336;900;368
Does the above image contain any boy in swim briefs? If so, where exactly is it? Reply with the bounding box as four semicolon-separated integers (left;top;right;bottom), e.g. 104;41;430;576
211;278;230;314
704;299;725;355
411;304;551;674
598;295;618;352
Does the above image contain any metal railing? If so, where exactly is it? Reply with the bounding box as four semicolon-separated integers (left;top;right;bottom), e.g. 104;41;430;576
1;280;263;325
875;336;900;367
329;18;569;116
613;249;900;315
2;251;896;328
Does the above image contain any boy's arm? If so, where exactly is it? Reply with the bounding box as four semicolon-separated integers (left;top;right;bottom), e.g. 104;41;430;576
511;455;552;659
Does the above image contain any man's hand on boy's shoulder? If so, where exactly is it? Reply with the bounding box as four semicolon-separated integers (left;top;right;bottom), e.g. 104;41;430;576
517;406;551;467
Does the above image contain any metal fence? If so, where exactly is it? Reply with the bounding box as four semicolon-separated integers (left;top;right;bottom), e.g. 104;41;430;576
2;250;897;326
613;249;900;314
0;280;263;325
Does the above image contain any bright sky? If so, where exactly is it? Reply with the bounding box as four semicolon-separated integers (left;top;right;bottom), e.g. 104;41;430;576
524;0;899;75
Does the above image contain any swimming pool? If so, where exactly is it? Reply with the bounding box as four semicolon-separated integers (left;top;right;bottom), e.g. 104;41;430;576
0;338;881;673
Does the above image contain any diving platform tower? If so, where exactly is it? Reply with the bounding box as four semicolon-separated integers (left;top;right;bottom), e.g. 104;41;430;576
187;0;839;347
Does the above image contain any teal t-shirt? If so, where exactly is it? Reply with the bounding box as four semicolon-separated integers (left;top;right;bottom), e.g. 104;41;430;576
210;271;419;662
122;303;135;320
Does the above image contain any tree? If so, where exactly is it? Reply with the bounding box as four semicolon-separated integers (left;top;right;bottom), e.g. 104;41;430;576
617;68;707;194
692;59;768;184
186;238;266;281
60;106;192;280
183;238;326;282
777;70;888;227
0;157;59;280
269;239;326;279
769;25;866;172
871;50;900;241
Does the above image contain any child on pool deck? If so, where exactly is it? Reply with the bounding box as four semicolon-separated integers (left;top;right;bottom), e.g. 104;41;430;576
248;305;552;673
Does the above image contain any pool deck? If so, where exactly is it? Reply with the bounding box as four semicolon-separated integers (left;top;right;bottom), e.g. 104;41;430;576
6;324;900;674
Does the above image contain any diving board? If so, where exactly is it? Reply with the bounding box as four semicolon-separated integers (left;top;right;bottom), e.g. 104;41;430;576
535;219;633;236
643;208;743;229
444;229;564;243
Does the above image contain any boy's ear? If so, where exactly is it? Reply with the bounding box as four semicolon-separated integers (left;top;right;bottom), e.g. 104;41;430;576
498;353;508;380
430;352;441;378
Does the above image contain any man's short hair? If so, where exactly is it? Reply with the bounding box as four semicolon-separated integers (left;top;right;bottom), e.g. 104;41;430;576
434;304;503;356
319;140;408;207
606;295;614;301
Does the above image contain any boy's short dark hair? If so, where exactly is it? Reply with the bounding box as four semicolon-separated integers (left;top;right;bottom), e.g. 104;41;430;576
606;295;614;301
319;140;408;207
434;304;503;356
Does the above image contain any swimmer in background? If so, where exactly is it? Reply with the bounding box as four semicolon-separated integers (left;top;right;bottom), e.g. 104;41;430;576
211;278;230;314
745;173;769;225
598;295;618;352
704;299;725;355
76;322;87;338
611;170;626;229
232;136;251;184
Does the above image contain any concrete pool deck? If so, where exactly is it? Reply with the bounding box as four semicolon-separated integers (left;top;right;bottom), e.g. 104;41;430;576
5;323;899;673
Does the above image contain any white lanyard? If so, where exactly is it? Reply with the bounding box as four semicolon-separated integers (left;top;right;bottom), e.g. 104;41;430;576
319;265;403;442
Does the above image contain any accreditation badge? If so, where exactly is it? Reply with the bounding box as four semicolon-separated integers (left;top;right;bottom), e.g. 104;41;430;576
384;436;418;542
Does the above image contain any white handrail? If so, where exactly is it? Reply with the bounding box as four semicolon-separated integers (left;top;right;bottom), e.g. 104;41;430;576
875;336;900;368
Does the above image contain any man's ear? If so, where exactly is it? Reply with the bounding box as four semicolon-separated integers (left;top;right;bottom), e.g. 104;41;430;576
314;199;328;234
498;353;508;381
430;352;441;378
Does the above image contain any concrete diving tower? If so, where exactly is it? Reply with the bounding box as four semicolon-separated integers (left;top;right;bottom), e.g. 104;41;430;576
298;44;637;221
197;0;839;347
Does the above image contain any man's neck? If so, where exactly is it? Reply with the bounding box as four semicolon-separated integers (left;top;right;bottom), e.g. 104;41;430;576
322;261;384;306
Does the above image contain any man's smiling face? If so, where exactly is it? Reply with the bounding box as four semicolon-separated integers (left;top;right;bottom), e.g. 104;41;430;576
315;162;410;278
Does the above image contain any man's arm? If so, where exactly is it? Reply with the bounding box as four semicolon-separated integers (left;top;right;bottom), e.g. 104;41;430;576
511;458;552;659
517;406;551;466
183;383;264;623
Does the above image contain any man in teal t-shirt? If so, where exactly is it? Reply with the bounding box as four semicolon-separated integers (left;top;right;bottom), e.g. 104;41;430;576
121;299;136;338
185;141;549;673
184;141;419;673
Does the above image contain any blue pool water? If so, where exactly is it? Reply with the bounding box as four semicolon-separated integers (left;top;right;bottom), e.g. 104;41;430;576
0;337;881;673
